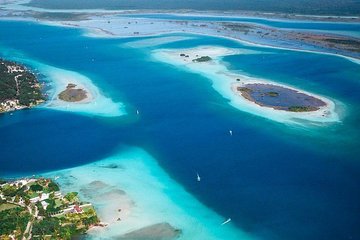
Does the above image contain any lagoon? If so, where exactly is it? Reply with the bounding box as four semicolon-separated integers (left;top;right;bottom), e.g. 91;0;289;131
1;20;360;240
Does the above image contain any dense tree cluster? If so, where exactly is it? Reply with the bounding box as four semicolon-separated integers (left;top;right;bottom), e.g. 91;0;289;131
0;59;44;109
0;207;31;238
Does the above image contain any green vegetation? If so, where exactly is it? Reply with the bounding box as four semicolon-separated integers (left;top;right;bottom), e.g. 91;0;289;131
0;59;45;112
65;192;78;202
32;218;77;239
0;178;99;239
237;87;253;93
30;184;43;192
0;203;17;212
288;106;317;112
48;181;60;192
266;91;279;97
32;206;99;239
192;56;212;62
0;207;31;239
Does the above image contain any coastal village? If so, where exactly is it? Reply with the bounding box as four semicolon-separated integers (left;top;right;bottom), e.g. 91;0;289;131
0;177;99;239
0;59;44;113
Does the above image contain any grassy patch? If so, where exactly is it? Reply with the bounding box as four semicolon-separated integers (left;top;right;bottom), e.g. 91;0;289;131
266;91;279;97
0;203;17;212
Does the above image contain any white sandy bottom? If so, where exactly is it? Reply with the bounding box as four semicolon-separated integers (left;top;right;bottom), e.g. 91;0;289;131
124;36;197;48
37;64;126;117
151;46;340;126
44;147;254;240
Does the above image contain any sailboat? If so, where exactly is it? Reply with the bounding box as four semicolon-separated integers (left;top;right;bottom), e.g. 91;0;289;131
221;218;231;225
196;172;201;182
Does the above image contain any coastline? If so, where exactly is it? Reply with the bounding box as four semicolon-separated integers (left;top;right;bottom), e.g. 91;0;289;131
43;147;255;240
0;177;100;239
0;58;45;113
0;46;126;117
1;5;360;240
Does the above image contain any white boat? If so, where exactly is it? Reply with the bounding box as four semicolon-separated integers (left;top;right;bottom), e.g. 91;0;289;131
221;218;231;225
229;130;233;136
196;172;201;182
136;110;140;115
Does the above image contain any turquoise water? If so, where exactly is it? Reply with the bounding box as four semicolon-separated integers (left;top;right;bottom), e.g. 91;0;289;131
1;20;360;240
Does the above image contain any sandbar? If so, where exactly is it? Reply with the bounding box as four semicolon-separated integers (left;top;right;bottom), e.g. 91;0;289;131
152;46;340;125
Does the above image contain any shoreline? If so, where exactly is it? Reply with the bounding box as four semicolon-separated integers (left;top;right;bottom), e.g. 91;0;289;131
41;147;254;240
0;46;126;117
38;63;126;117
0;58;45;114
1;10;359;61
232;83;327;112
152;46;339;125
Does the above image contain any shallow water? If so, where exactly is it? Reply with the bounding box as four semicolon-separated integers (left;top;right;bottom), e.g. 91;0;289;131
121;14;360;38
1;20;360;240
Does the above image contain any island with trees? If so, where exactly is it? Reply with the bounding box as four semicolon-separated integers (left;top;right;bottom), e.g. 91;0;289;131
0;177;100;240
192;56;212;62
236;83;327;112
0;59;45;113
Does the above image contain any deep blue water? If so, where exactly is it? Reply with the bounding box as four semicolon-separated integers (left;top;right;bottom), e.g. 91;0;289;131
121;14;360;37
1;21;360;240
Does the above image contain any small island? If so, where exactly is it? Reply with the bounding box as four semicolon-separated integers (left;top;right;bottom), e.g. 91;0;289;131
236;83;327;112
153;46;339;123
0;59;45;113
58;83;88;102
192;56;212;62
0;177;100;239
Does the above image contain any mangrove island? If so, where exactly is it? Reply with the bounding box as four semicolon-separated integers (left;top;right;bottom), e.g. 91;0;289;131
236;83;327;112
